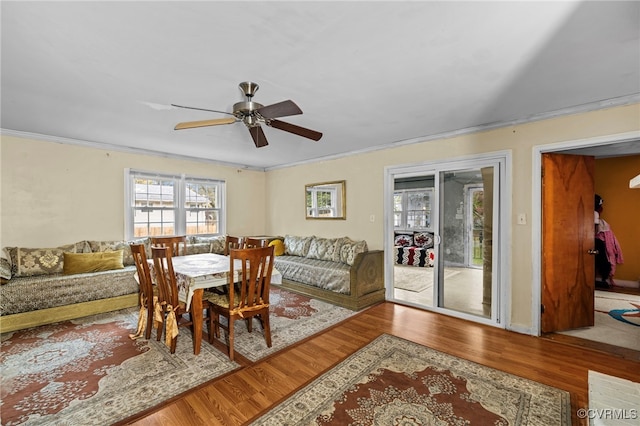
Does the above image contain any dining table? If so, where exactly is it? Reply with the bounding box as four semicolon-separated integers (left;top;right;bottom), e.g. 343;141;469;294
148;252;281;355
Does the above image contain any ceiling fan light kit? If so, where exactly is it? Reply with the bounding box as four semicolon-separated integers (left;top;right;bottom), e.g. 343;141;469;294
172;82;322;148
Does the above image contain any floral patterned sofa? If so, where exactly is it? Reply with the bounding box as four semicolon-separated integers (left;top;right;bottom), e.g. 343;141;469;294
394;231;435;267
0;235;230;333
271;235;384;310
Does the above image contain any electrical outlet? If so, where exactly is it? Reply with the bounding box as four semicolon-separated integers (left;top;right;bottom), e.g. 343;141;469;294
370;214;375;222
517;213;527;225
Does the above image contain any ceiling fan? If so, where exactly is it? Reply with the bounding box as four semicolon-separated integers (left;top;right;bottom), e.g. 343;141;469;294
172;82;323;148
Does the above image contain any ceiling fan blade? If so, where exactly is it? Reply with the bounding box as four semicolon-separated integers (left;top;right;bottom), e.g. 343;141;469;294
248;126;269;148
268;119;323;141
174;117;236;130
171;104;235;116
257;100;303;119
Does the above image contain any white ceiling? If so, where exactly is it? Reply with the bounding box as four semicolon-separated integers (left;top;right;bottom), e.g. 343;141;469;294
2;1;639;170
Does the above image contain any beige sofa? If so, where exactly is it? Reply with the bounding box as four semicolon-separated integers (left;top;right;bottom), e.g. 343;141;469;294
0;235;230;333
272;235;385;310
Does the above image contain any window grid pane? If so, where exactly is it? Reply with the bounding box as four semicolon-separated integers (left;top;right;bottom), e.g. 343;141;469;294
394;189;432;230
128;171;225;239
185;181;221;235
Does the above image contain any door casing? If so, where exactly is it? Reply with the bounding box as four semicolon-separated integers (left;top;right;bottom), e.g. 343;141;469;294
531;131;640;336
384;151;511;329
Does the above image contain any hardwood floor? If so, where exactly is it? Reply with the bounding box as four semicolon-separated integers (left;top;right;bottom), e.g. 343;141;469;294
118;302;640;426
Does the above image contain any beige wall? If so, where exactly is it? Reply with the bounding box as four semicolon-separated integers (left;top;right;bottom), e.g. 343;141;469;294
2;103;639;331
0;136;267;247
265;104;640;329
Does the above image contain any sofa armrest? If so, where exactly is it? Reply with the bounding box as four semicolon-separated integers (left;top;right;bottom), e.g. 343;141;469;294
350;250;384;297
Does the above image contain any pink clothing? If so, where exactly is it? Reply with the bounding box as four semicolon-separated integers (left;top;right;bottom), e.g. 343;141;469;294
596;219;624;281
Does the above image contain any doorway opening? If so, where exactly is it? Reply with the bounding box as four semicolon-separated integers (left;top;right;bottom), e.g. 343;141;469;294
533;132;640;356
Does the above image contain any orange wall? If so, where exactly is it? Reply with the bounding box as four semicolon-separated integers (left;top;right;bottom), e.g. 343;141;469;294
595;154;640;283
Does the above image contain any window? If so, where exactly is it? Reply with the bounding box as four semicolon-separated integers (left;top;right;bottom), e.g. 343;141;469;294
394;188;433;230
125;170;225;239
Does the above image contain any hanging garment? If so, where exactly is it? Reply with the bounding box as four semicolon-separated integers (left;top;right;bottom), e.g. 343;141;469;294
596;218;624;283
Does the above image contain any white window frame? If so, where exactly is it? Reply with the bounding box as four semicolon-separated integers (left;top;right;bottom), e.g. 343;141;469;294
384;150;511;329
393;188;434;231
306;186;337;217
124;169;226;240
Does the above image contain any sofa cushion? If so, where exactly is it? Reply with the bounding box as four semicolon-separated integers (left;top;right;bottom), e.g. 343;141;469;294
339;238;368;266
1;249;12;283
0;266;138;316
63;250;125;275
186;242;212;255
193;235;226;255
88;238;148;266
306;237;342;262
413;231;434;249
273;255;351;294
268;239;285;256
7;242;90;277
394;233;414;247
395;246;435;267
284;235;314;257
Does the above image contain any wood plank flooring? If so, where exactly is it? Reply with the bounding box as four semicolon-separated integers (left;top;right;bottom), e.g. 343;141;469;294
118;302;640;426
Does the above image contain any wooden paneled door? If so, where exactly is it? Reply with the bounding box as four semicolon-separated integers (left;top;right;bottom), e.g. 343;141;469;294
541;153;595;333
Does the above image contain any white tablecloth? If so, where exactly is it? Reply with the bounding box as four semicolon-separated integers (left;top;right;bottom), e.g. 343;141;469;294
148;253;281;310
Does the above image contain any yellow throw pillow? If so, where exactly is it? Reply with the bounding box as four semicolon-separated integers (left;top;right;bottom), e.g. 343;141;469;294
268;239;285;256
63;250;125;275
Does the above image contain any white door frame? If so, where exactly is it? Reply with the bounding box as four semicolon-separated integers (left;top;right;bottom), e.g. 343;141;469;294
384;150;511;329
530;131;640;336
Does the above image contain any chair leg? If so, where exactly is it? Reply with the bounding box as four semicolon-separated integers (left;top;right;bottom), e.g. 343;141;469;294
156;319;163;341
145;303;154;340
214;312;221;339
208;309;217;344
170;335;178;354
228;316;235;361
262;312;272;348
246;317;253;333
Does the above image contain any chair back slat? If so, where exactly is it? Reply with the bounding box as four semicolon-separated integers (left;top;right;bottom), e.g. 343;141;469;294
151;246;179;308
130;244;153;301
150;235;187;257
228;246;274;313
224;236;244;255
244;237;268;249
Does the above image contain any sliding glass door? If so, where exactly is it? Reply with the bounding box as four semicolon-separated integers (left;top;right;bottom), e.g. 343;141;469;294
438;166;495;318
386;154;507;327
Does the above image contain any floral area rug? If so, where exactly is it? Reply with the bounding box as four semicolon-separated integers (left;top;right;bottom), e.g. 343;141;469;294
219;286;357;362
250;334;571;425
1;287;355;425
0;308;238;426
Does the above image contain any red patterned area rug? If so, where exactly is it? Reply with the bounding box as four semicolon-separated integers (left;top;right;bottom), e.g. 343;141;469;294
250;334;571;425
232;286;357;362
0;309;237;426
1;287;354;425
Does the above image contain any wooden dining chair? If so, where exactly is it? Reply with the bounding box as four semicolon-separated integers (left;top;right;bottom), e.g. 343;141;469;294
150;235;188;257
244;237;268;249
206;245;275;361
224;235;244;255
130;244;156;340
151;246;211;353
